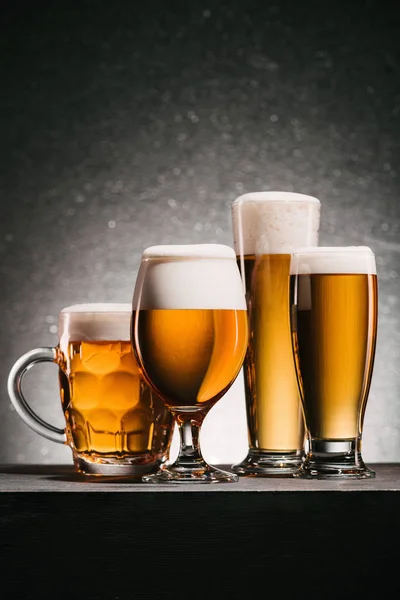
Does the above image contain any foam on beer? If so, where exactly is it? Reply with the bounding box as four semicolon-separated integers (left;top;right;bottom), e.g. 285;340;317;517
232;191;321;255
133;244;247;310
290;246;377;275
59;303;132;342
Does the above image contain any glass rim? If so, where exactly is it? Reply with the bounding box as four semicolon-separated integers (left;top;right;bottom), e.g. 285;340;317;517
60;303;132;315
292;245;375;256
232;191;320;206
141;243;236;260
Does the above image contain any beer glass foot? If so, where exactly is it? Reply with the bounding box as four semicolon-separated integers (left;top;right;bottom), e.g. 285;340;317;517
232;450;305;477
74;455;163;477
294;440;375;479
142;462;239;484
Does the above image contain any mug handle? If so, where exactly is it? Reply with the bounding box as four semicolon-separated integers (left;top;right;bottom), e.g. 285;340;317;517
7;347;67;444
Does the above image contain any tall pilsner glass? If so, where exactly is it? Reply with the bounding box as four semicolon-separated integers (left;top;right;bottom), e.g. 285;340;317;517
290;246;378;479
231;192;321;476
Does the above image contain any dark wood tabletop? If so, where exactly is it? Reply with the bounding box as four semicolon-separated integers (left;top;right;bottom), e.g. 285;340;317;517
1;463;399;599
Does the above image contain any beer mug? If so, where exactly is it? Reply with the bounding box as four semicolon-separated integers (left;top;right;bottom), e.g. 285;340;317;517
7;303;175;476
231;191;321;476
290;246;378;479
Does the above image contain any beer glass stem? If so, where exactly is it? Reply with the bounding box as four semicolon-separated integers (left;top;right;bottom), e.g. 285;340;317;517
143;410;239;482
175;419;206;469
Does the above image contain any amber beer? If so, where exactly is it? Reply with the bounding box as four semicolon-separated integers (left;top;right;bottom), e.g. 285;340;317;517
290;246;378;479
291;269;378;440
59;340;172;459
131;244;248;483
232;192;321;476
6;303;175;476
56;305;174;471
133;309;248;411
240;253;303;449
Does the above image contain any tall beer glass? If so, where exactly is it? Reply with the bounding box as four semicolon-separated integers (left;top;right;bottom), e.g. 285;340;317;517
231;191;321;476
131;244;248;483
290;246;378;479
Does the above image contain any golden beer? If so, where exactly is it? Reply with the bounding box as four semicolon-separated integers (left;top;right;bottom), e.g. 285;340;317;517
291;273;378;440
6;303;175;475
231;191;321;475
59;340;173;460
290;246;377;479
133;309;248;411
131;243;248;483
242;254;304;450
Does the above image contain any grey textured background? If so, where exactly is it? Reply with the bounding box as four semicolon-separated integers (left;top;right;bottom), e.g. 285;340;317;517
1;0;399;466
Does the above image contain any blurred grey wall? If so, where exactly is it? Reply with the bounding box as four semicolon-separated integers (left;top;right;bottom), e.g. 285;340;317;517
1;0;399;465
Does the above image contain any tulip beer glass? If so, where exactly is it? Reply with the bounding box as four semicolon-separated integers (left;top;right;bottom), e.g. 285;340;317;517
131;244;249;483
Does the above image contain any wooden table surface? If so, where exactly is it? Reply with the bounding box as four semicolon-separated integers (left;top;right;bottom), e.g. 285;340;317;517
1;463;399;599
1;462;400;491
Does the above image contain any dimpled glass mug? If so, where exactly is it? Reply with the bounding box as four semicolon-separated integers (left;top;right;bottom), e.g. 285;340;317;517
7;303;175;476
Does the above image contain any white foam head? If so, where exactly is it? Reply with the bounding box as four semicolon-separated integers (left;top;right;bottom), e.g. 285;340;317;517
232;191;321;254
59;303;132;343
133;244;247;310
290;246;377;275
